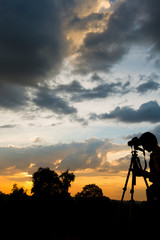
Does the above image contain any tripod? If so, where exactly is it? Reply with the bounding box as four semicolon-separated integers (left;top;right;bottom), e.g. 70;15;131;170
119;148;149;231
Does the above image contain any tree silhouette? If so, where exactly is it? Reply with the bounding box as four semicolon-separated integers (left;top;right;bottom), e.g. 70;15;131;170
59;169;75;193
75;184;103;199
31;167;60;198
10;184;27;200
31;167;75;199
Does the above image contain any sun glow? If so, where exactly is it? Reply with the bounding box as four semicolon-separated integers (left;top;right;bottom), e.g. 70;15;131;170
8;171;32;179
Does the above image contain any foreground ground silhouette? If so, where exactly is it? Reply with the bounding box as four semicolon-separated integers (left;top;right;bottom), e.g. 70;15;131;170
0;194;159;239
1;167;159;239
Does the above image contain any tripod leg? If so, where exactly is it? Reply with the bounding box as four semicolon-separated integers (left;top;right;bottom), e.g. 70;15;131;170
120;162;132;202
116;165;132;223
115;167;132;231
129;170;136;232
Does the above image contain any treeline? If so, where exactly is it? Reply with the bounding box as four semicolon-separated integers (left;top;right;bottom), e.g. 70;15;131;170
0;167;109;200
0;167;155;239
0;167;113;239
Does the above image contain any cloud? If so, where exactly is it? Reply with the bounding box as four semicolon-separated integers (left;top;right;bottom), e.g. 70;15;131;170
90;101;160;123
73;0;160;74
91;73;104;82
70;115;88;126
71;82;124;102
33;87;77;115
59;138;106;170
72;0;134;73
0;0;160;112
0;0;111;86
55;80;84;94
0;124;19;129
0;83;29;109
0;138;126;178
31;137;45;144
68;12;107;32
54;80;130;102
136;74;160;93
0;0;69;86
1;0;160;85
136;80;160;93
0;0;160;122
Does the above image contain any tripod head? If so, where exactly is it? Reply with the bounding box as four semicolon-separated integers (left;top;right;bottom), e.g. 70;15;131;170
130;147;147;172
128;136;147;170
128;136;145;154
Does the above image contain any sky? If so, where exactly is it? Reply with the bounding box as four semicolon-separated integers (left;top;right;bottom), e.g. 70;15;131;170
0;0;160;200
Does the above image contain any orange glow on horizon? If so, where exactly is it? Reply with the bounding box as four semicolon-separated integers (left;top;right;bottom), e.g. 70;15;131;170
70;174;148;201
0;176;32;195
0;171;148;201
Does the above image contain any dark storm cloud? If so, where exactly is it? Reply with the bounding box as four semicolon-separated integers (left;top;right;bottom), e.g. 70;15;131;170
90;101;160;123
33;87;77;115
0;0;68;86
0;0;160;112
0;0;110;112
0;0;104;87
74;0;160;74
1;0;160;84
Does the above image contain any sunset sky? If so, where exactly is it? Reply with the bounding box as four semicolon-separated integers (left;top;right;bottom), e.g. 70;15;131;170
0;0;160;200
